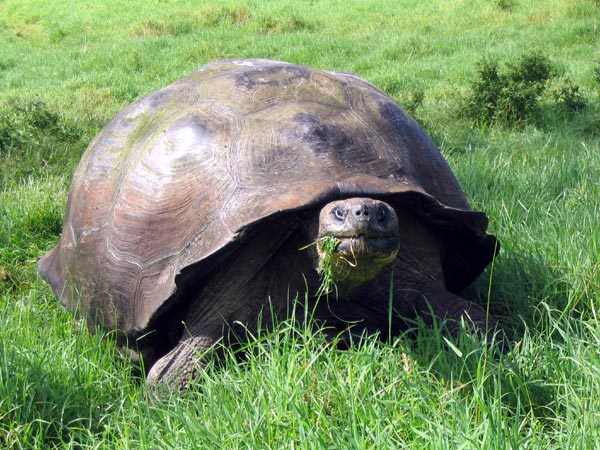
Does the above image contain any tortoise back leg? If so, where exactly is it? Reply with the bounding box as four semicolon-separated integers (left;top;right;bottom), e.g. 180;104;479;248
146;331;221;392
381;206;504;346
146;216;319;391
392;279;504;346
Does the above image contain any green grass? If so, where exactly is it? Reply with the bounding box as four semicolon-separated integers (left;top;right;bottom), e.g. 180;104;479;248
1;0;599;447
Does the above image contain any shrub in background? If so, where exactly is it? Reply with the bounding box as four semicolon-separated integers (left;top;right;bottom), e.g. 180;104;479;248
550;77;587;113
464;53;554;126
0;98;76;154
0;98;86;182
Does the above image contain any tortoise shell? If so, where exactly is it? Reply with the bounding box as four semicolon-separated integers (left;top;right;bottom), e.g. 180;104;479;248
38;59;496;336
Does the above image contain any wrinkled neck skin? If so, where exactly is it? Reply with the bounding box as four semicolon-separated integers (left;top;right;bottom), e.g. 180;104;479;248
311;197;401;298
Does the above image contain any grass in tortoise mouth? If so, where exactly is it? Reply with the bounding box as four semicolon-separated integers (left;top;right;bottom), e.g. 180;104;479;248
300;235;341;298
316;235;341;297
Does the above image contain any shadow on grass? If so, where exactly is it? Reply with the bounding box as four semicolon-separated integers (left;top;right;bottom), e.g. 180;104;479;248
438;250;571;425
475;250;573;339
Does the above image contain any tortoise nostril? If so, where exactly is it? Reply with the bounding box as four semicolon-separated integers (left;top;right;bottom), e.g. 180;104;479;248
353;205;369;218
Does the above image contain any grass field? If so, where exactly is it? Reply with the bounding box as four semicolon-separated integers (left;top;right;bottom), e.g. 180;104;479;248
1;0;599;448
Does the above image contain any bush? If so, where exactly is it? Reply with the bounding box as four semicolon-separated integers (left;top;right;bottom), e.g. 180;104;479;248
0;98;75;154
551;77;587;112
464;53;554;126
0;97;86;183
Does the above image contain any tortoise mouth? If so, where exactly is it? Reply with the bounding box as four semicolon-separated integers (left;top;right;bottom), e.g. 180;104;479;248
333;234;400;259
316;234;400;293
318;233;400;266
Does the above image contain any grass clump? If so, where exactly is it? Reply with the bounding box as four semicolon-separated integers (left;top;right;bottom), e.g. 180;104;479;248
495;0;516;11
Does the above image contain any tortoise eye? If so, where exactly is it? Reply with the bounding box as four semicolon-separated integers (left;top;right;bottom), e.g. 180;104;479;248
377;206;387;221
333;207;345;221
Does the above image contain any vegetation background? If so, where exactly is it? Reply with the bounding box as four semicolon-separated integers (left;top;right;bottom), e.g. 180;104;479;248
1;0;599;448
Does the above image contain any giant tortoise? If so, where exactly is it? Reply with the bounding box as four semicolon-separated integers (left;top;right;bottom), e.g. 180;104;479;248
39;59;501;391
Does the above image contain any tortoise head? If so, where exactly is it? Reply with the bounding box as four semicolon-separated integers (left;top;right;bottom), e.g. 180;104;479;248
316;197;400;294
